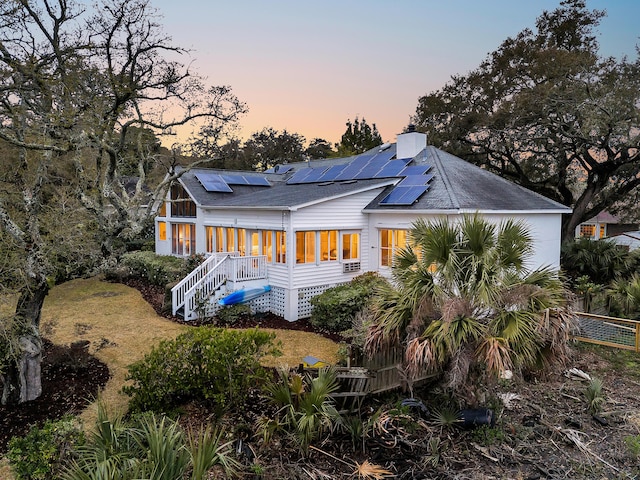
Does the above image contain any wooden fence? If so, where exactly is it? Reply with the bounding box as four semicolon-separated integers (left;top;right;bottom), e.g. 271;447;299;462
574;311;640;352
327;347;435;411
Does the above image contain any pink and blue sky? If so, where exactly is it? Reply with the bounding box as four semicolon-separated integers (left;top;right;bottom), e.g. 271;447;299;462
152;0;639;146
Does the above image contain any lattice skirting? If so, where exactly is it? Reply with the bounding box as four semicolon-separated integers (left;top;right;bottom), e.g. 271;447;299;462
296;283;346;319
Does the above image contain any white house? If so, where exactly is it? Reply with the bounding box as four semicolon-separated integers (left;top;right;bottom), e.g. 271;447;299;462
575;211;639;240
155;129;571;321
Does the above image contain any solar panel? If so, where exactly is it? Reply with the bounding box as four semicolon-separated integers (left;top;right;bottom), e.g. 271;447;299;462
398;175;429;186
399;164;431;176
286;167;314;184
317;164;347;181
273;164;293;174
374;159;412;178
244;176;271;186
354;156;393;179
298;167;329;183
379;185;429;205
195;173;233;193
221;174;249;185
370;148;396;164
334;155;373;181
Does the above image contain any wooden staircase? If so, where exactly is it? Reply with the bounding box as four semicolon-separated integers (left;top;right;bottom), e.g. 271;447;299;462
171;252;269;321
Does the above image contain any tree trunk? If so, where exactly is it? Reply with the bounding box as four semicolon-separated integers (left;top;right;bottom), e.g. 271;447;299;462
1;283;49;405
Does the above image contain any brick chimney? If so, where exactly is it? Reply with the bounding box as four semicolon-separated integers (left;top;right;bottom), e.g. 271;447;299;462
396;124;427;159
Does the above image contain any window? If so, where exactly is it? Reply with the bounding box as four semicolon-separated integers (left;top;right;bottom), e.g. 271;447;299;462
579;224;596;238
380;229;408;267
172;223;196;255
158;221;167;241
170;185;196;217
206;226;231;253
342;232;360;260
237;228;246;256
263;231;274;262
599;224;606;239
320;230;338;262
250;231;260;256
296;231;315;264
275;231;286;263
159;202;167;217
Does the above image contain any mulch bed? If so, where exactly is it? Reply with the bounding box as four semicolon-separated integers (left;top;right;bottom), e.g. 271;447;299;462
0;339;110;452
120;277;342;340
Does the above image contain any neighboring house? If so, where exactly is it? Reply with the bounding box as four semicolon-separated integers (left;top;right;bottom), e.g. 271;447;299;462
609;231;640;251
575;211;639;240
155;128;571;321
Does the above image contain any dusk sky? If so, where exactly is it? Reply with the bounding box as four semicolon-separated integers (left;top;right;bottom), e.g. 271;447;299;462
152;0;639;146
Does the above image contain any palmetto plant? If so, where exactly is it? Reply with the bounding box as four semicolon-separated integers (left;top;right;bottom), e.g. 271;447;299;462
63;403;238;480
262;366;342;451
366;215;574;397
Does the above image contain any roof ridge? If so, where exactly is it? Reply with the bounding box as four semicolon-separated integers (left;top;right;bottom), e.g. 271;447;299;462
429;146;460;210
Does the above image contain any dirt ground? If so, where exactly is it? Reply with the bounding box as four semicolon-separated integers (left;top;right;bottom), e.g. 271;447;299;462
2;279;640;479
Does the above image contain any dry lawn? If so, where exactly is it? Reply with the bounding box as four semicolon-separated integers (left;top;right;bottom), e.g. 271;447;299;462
0;277;339;478
38;276;339;423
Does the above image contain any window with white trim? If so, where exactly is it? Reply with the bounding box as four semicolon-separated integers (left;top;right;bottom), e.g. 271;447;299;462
172;223;196;255
296;231;316;264
342;232;360;260
380;229;408;267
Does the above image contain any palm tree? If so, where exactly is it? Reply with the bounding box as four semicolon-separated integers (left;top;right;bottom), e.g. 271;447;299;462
366;215;575;400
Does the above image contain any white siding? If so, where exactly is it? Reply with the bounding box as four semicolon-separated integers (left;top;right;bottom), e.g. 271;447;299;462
289;189;384;288
367;211;564;272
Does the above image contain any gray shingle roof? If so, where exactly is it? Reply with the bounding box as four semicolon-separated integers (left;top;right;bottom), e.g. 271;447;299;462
364;146;570;212
177;145;570;213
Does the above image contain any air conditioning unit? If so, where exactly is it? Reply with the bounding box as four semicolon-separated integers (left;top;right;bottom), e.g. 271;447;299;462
343;261;361;273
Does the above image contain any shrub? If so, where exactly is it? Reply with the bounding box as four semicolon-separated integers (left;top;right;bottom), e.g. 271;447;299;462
63;403;239;480
561;238;633;285
123;327;280;413
119;251;185;286
309;272;387;333
8;416;84;480
261;367;341;450
215;304;252;325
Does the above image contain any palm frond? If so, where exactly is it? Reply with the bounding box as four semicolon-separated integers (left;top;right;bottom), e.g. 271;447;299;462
476;336;513;377
353;460;394;479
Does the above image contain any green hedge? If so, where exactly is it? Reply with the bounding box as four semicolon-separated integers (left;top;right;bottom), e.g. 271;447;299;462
8;416;84;480
309;272;387;333
123;327;280;414
119;251;185;286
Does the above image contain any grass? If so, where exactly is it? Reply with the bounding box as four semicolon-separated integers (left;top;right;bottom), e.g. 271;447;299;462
576;342;640;381
2;276;340;478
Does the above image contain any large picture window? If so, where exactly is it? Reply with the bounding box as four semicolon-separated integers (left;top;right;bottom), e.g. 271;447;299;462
172;223;196;256
170;185;196;217
296;231;315;264
380;229;407;267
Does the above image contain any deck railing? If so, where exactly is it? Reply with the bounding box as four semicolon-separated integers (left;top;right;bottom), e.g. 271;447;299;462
227;255;268;281
574;311;640;352
172;252;237;316
172;252;268;321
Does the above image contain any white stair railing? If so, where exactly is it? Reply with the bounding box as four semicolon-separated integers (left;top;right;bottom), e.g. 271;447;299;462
171;252;238;316
182;256;233;321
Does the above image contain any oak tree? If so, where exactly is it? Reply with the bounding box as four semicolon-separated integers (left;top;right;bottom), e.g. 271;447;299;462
414;0;640;240
0;0;245;404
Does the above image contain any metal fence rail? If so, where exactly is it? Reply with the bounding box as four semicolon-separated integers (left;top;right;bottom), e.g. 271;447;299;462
574;312;640;352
